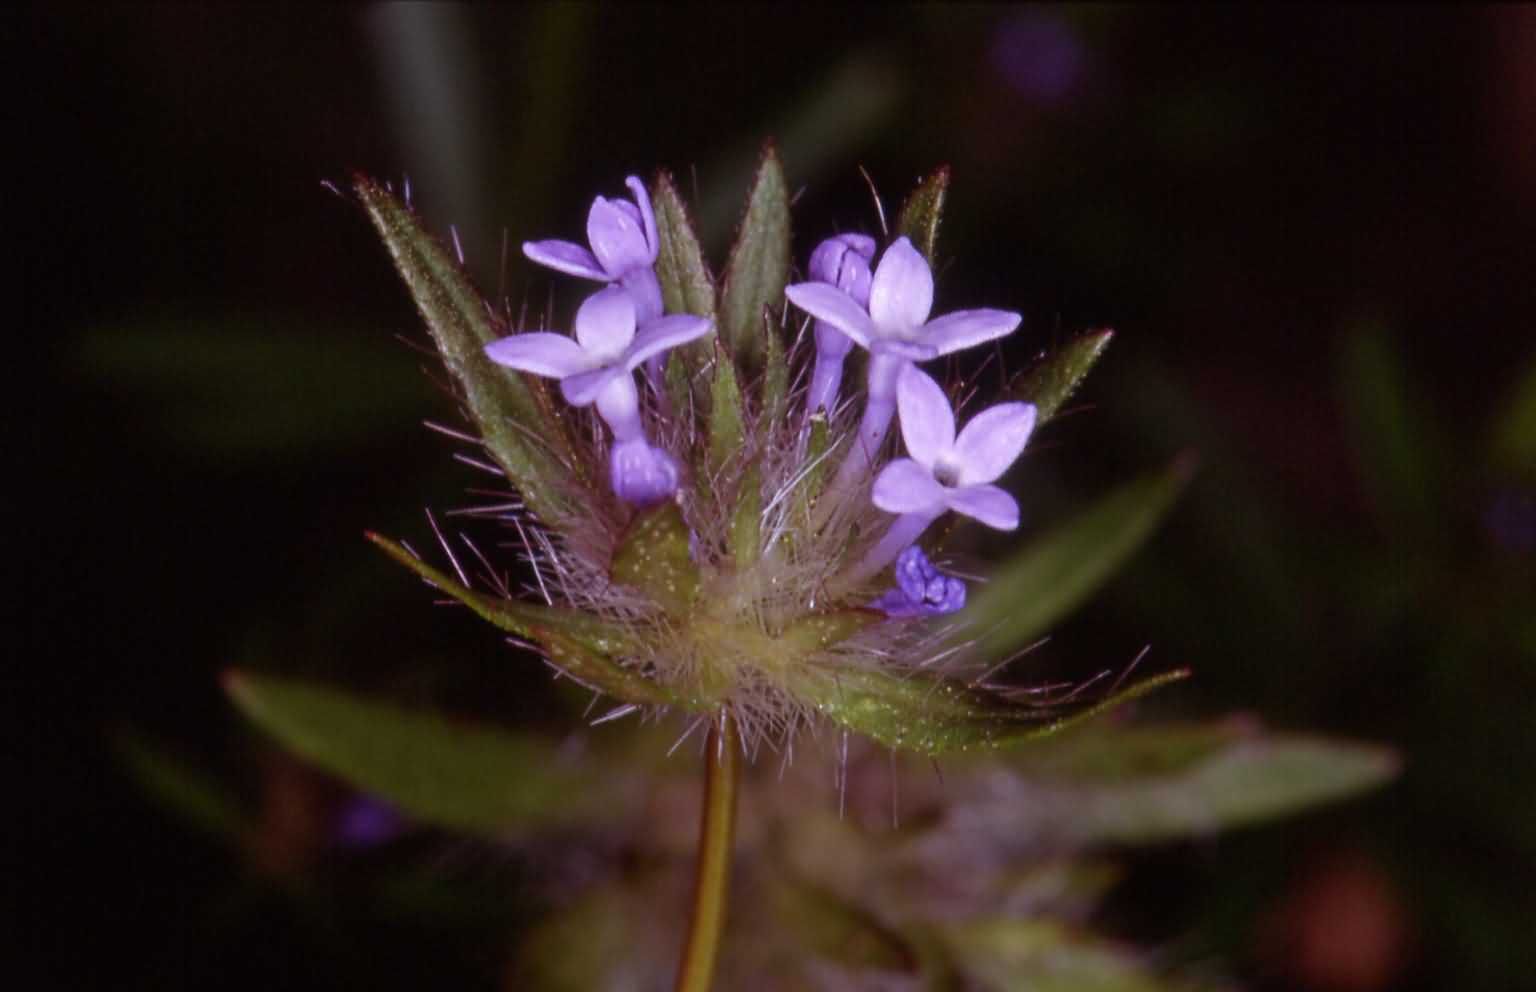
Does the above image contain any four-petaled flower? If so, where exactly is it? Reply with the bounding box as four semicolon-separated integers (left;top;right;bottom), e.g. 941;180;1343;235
523;176;665;324
786;236;1021;474
846;364;1036;586
486;285;711;505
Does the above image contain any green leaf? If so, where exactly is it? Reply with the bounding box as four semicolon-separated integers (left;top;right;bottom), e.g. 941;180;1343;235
355;175;579;521
719;144;790;370
1488;352;1536;482
895;165;951;263
1338;321;1442;533
797;666;1188;756
731;464;762;570
116;733;251;843
973;721;1399;846
938;918;1185;992
1007;329;1115;424
368;532;684;707
769;877;917;972
966;458;1194;658
610;502;702;617
224;671;625;834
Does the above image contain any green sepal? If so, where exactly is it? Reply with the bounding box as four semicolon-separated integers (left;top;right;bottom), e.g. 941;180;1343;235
719;143;790;370
895;165;951;263
965;458;1194;658
731;463;762;570
761;312;790;426
707;339;747;482
650;171;717;389
355;176;579;521
223;670;631;834
368;532;680;706
1007;329;1115;424
610;502;702;616
799;666;1189;756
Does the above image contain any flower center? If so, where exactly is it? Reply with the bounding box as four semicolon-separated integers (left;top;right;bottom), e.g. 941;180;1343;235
933;456;961;488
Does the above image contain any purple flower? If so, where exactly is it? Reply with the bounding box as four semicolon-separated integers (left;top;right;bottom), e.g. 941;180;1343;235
870;545;966;618
485;285;710;505
805;233;877;414
785;237;1020;478
849;365;1035;585
523;176;664;324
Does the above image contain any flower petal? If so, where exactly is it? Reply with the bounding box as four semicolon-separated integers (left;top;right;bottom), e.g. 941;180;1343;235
624;314;713;372
573;285;637;360
484;332;592;378
522;239;608;281
953;402;1037;485
610;438;678;506
785;282;875;348
871;338;939;362
586;196;651;275
872;458;947;516
946;483;1020;530
561;365;625;408
868;236;934;333
895;364;956;469
921;308;1022;356
624;176;660;263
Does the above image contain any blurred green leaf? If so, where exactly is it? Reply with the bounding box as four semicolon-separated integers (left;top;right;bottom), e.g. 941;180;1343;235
799;666;1188;756
1008;329;1115;424
895;165;951;263
610;502;703;619
719;144;790;370
769;877;917;973
967;458;1194;657
74;316;426;457
224;670;630;834
356;175;580;521
1488;352;1536;482
117;733;250;843
960;721;1399;847
1338;322;1442;533
368;532;685;707
939;918;1186;992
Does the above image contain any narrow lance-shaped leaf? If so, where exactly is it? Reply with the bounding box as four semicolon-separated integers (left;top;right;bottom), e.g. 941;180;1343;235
355;176;579;521
895;165;951;263
965;457;1194;658
797;666;1188;756
720;143;790;370
224;670;635;835
707;339;747;483
1007;329;1115;424
368;532;687;708
956;721;1399;848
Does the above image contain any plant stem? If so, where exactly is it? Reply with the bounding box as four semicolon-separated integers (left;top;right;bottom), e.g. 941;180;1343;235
673;710;741;992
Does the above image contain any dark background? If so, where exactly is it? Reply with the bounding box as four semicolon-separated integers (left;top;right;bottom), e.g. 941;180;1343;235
22;5;1535;990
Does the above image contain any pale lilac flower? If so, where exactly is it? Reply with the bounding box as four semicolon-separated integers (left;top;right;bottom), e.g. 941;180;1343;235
870;545;966;618
804;233;876;415
485;285;710;505
524;176;664;324
785;236;1021;480
851;364;1036;584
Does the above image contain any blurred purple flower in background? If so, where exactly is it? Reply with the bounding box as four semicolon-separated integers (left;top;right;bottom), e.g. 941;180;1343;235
990;10;1087;107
